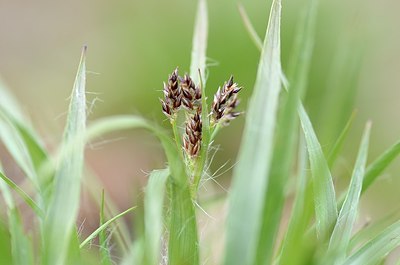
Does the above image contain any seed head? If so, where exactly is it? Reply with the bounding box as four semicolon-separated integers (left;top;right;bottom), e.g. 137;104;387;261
211;75;242;126
161;68;182;118
180;74;202;110
183;108;202;157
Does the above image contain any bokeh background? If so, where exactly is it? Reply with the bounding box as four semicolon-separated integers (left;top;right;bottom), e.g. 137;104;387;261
0;0;400;261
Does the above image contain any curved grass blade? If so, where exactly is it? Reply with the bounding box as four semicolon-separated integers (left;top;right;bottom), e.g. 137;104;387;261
327;110;357;169
80;206;136;248
43;46;87;265
299;104;338;242
343;219;400;265
362;139;400;193
238;3;263;51
328;122;371;263
143;169;169;265
224;1;282;264
0;170;34;265
350;209;400;252
0;171;43;217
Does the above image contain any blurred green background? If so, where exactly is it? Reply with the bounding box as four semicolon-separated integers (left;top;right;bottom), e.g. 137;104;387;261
0;0;399;239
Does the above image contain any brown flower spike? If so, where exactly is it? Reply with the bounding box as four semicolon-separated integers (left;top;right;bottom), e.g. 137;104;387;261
183;108;202;157
161;68;182;118
180;74;202;110
211;76;242;126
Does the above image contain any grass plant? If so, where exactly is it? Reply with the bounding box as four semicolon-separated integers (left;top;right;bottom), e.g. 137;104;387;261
0;0;400;264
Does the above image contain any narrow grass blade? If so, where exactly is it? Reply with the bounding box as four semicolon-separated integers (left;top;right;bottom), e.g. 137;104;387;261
299;104;338;242
143;169;168;265
256;0;317;263
0;171;43;217
0;170;34;265
343;219;400;265
0;116;39;190
43;46;87;265
80;206;136;248
99;190;112;265
350;209;400;251
362;139;400;193
189;0;208;85
328;122;371;263
224;1;282;264
278;134;316;265
327;110;357;168
238;3;263;51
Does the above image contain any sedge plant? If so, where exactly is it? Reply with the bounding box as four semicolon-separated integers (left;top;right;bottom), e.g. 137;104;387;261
1;0;400;264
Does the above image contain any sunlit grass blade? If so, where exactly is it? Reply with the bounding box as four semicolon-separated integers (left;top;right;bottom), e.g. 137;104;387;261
99;190;112;265
328;110;357;168
143;169;168;265
0;170;34;265
256;0;317;263
362;139;400;193
0;171;43;217
299;104;338;242
238;3;263;51
43;46;87;265
343;219;400;265
328;122;371;263
80;206;136;248
224;1;282;264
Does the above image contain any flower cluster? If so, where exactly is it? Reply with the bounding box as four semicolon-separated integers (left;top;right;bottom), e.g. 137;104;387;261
161;68;242;158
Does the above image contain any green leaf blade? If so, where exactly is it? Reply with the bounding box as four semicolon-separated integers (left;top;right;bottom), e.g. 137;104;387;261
43;46;87;265
299;104;338;242
143;169;169;265
224;1;283;264
328;122;371;263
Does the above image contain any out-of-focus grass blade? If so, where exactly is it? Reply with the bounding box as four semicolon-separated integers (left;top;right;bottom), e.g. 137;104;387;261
190;0;207;85
0;171;43;217
0;117;39;190
349;209;400;251
224;1;282;264
80;206;136;248
43;46;87;265
238;3;263;51
327;110;357;169
256;0;317;263
328;122;371;263
0;170;34;265
143;169;168;265
299;104;338;242
99;190;112;265
362;139;400;193
0;79;26;123
279;134;316;265
343;219;400;265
